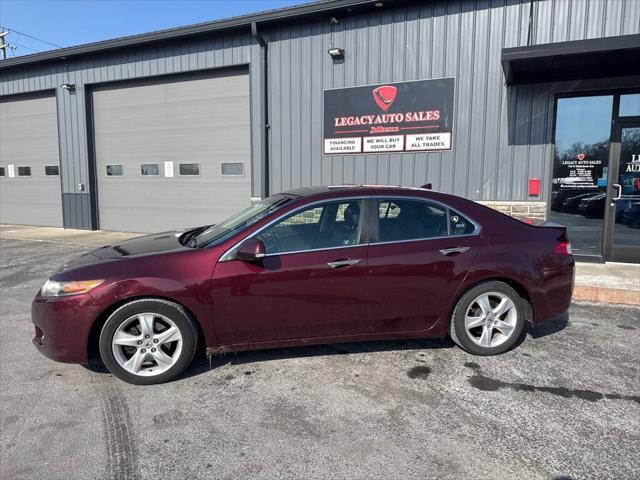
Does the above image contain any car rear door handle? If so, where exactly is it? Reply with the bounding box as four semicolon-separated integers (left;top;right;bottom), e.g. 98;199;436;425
327;259;362;269
439;247;470;256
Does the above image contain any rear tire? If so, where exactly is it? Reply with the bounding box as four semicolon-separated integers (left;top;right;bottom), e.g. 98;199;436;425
99;299;198;385
449;281;525;356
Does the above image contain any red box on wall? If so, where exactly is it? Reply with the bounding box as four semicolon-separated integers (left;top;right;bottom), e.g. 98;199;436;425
528;178;540;196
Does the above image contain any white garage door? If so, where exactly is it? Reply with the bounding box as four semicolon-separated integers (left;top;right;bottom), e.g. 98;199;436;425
92;70;252;233
0;94;63;227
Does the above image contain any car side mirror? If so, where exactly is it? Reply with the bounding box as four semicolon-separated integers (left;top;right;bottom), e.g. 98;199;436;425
236;238;266;262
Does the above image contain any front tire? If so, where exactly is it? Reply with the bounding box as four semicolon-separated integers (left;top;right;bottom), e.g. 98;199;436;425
449;281;525;356
99;299;198;385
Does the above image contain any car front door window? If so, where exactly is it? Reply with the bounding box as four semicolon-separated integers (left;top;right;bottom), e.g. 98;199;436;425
256;200;364;254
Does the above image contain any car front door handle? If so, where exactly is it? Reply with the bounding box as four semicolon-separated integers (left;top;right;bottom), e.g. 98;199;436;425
439;247;470;256
327;259;362;269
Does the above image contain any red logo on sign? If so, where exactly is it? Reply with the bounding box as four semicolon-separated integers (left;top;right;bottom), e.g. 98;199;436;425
577;153;586;161
637;178;640;191
372;85;397;111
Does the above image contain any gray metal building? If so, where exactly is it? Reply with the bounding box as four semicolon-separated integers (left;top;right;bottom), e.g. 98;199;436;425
0;0;639;262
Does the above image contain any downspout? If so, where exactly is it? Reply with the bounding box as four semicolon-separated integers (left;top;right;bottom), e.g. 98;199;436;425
526;0;535;46
251;22;270;198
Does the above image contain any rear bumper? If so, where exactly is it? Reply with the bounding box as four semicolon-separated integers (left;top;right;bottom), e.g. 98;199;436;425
531;263;575;324
31;293;104;364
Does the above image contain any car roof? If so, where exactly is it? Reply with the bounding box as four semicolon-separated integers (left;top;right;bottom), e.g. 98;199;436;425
280;184;432;200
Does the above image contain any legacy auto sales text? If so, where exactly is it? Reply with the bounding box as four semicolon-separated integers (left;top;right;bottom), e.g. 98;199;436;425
333;110;441;127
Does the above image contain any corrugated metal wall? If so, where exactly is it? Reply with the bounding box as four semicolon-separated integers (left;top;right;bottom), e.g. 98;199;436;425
0;34;262;228
266;0;640;200
0;0;638;229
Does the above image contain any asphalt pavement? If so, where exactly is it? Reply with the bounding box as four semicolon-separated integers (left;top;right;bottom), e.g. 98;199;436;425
0;237;638;480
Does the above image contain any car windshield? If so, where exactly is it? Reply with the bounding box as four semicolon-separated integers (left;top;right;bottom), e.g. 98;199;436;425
193;195;292;247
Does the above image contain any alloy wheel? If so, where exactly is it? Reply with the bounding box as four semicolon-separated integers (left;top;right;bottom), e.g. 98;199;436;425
111;313;183;376
464;292;518;348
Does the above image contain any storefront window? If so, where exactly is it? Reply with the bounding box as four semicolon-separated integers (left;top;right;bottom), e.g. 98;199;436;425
613;127;640;246
619;94;640;117
550;95;613;257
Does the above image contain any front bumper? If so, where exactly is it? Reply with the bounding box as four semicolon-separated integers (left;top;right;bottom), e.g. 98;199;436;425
31;292;104;364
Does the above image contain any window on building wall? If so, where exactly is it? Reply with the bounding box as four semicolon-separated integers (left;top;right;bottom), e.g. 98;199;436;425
179;163;200;176
221;162;244;176
17;166;31;177
619;94;640;117
106;164;123;176
45;165;60;176
0;167;5;177
140;164;159;176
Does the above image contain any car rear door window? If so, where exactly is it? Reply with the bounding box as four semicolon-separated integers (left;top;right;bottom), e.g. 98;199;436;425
375;198;475;242
256;200;364;254
377;199;448;242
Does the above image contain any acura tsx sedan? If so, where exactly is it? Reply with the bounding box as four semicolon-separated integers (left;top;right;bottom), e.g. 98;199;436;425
32;185;574;384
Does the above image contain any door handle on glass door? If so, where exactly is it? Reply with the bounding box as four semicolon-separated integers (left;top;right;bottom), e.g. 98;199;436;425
327;259;362;269
439;247;470;256
612;184;622;201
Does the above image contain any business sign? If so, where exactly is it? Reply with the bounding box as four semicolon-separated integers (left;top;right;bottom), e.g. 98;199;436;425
323;78;455;155
555;152;605;189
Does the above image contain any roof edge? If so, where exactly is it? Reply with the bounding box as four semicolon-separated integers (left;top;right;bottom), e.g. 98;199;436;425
0;0;383;70
501;33;640;61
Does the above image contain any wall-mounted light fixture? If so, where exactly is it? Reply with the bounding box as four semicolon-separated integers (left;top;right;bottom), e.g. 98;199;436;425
328;47;345;60
61;83;75;92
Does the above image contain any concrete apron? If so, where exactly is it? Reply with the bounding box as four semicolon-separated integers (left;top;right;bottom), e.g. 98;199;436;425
573;262;640;306
1;224;638;306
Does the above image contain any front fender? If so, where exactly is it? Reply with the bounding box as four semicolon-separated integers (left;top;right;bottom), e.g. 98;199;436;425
89;277;218;348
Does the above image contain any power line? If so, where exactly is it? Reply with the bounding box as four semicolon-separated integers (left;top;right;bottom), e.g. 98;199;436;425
0;26;62;49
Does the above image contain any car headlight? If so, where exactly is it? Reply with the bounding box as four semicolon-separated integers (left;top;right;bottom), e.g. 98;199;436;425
40;279;105;298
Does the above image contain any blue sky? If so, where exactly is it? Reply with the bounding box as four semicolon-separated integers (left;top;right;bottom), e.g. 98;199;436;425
0;0;310;57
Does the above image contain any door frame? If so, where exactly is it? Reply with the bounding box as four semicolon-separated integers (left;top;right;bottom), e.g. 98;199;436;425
604;117;640;263
550;88;640;263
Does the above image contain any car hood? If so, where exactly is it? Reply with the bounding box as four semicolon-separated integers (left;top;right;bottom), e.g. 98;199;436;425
57;230;190;272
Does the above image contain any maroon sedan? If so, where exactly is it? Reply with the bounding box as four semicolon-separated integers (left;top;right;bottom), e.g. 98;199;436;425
32;186;574;384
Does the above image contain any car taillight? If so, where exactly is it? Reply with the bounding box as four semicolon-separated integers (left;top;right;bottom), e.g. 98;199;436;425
553;241;573;256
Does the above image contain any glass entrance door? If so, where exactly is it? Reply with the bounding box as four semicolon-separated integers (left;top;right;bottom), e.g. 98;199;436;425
550;95;613;260
606;122;640;263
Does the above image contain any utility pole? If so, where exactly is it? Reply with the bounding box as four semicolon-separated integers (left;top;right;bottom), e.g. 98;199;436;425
0;30;8;60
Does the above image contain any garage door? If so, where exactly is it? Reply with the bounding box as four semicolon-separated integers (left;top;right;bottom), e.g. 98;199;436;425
92;70;251;233
0;94;63;227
